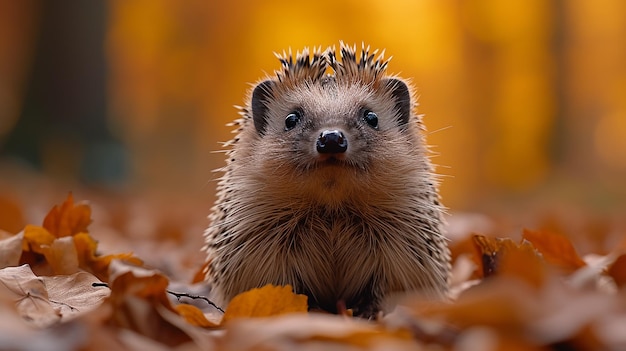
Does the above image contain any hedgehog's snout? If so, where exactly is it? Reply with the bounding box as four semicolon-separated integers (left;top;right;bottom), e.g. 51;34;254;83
316;130;348;154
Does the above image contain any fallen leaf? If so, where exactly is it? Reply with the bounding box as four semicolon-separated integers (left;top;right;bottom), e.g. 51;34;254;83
499;240;547;289
191;261;209;284
472;234;536;277
42;193;91;238
41;236;80;275
0;231;24;268
0;265;61;328
522;228;586;273
44;271;111;322
221;285;308;323
103;260;192;346
0;264;110;328
22;224;55;254
73;232;143;282
607;254;626;288
410;278;539;331
219;313;417;351
175;304;218;328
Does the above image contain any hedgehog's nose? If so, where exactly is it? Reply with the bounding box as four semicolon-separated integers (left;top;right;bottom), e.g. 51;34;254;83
316;130;348;154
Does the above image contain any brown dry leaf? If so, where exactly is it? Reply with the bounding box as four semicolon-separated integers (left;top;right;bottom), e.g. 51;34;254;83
21;224;77;276
522;228;586;273
0;264;61;327
411;278;539;331
498;240;547;289
471;235;540;278
175;304;218;328
221;284;308;323
607;254;626;288
19;224;141;281
103;260;192;347
472;234;514;278
42;192;92;238
74;232;143;283
0;230;24;268
41;236;80;275
452;327;546;351
0;264;110;328
42;270;111;322
219;313;417;351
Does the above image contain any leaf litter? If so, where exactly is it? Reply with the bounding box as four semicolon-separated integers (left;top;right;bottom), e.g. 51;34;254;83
0;193;625;350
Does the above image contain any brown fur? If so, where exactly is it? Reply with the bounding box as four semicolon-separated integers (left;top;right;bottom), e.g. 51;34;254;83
203;42;450;317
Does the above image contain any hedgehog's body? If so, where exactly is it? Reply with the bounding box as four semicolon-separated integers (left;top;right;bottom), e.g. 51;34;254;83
204;43;450;317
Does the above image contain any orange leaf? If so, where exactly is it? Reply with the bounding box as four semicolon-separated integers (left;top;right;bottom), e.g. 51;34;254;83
22;224;55;254
42;193;92;238
472;234;545;288
471;235;521;278
499;241;547;289
405;277;539;332
73;232;98;268
109;269;171;306
522;228;586;273
222;284;308;323
175;304;219;327
607;254;626;288
191;261;209;284
73;232;143;282
90;253;143;283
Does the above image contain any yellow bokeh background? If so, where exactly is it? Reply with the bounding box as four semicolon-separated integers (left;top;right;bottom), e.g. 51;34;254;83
1;0;625;212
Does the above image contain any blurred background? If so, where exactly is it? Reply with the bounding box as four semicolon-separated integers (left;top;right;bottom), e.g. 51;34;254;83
1;0;625;229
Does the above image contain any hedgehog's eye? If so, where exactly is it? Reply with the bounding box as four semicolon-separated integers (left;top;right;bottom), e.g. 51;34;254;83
363;110;379;130
284;111;301;131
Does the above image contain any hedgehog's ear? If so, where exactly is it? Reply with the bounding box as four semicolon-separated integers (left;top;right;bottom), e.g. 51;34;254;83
382;78;411;128
251;80;275;136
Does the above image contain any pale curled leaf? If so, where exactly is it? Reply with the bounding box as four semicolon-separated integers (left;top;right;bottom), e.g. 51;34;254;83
0;265;61;327
42;236;80;275
44;271;111;322
0;264;110;327
0;231;24;269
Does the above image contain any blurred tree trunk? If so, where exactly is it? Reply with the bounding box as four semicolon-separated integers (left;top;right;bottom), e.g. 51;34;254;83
2;0;127;186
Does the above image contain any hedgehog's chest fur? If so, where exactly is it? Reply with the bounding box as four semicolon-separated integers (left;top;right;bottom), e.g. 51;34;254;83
208;198;444;314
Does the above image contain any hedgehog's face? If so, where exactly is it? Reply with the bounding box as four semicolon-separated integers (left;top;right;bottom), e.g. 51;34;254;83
246;77;420;205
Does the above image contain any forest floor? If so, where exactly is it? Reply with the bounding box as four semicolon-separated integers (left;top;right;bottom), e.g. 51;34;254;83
1;161;626;350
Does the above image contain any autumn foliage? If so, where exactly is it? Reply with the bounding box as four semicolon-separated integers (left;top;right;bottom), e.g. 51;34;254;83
1;194;626;350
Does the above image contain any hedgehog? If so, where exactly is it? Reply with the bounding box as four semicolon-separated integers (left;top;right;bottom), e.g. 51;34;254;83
203;42;450;317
